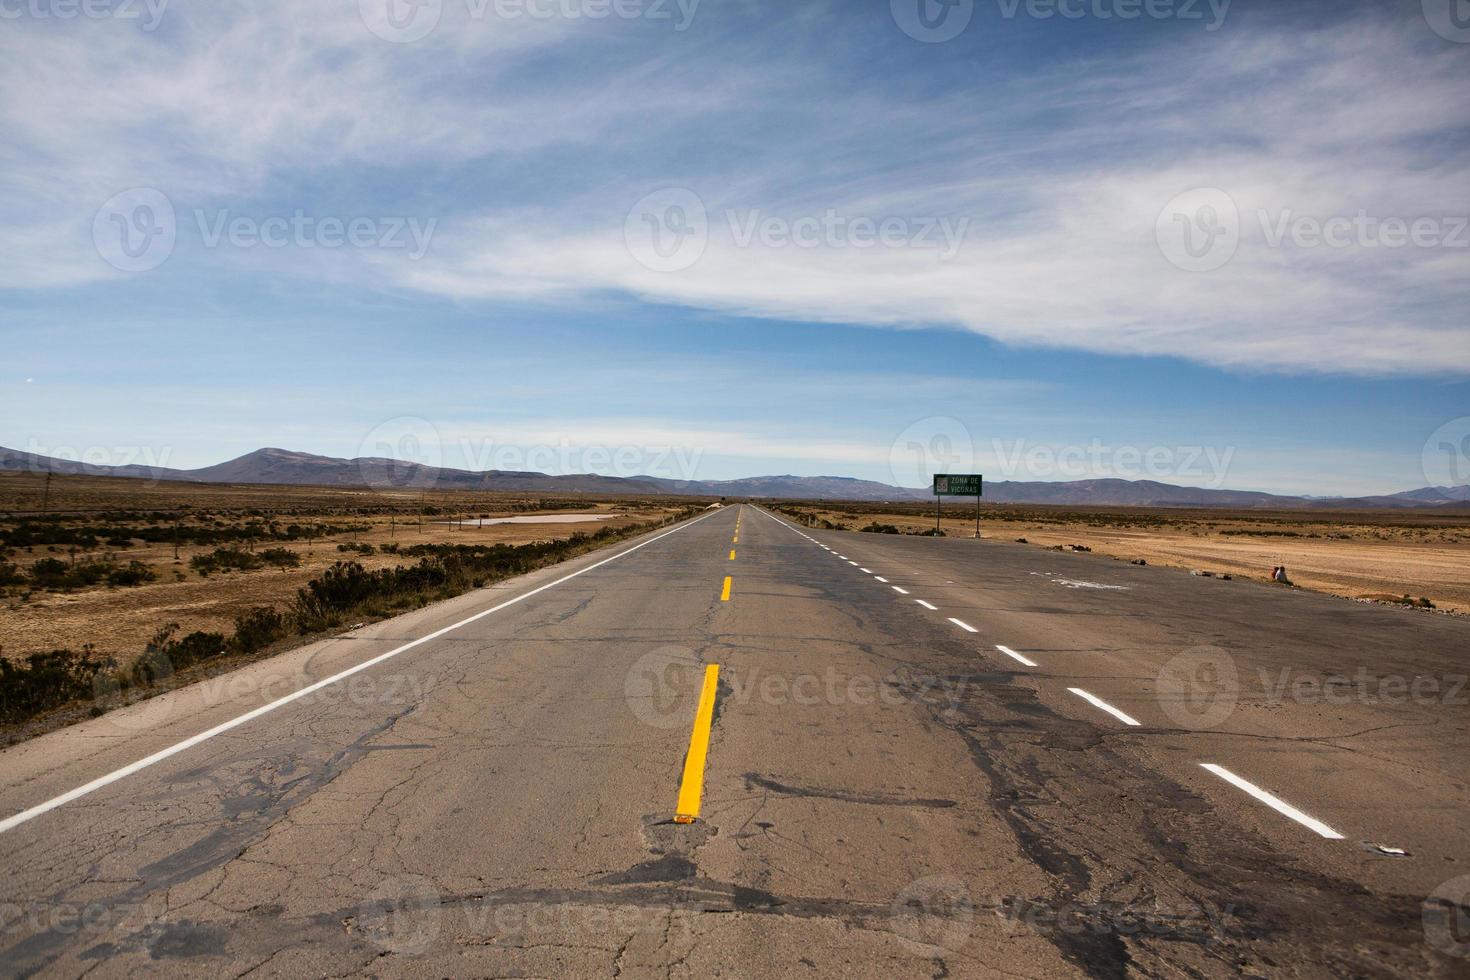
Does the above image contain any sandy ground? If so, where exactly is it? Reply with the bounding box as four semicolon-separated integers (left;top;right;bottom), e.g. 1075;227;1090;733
781;505;1470;615
0;473;688;656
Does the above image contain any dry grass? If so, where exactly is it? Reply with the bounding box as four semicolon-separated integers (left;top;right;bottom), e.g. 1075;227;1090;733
0;472;691;657
776;501;1470;615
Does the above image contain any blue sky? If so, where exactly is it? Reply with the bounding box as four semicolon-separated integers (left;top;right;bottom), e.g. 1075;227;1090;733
2;0;1467;495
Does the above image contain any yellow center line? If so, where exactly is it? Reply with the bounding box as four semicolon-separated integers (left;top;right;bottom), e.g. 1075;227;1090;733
720;576;732;601
674;663;720;824
729;549;736;560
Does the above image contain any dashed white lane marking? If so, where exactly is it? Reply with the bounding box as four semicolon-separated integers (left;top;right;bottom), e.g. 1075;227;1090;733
873;576;888;583
0;508;726;837
995;645;1038;667
847;560;859;566
915;599;938;611
948;618;978;633
859;567;873;574
892;586;909;595
1200;764;1345;840
1067;688;1142;726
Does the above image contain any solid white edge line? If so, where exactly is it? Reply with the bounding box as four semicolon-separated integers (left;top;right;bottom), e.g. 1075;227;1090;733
995;645;1038;668
1200;764;1345;840
0;508;722;836
892;586;909;594
1067;687;1142;727
915;599;938;610
948;618;978;633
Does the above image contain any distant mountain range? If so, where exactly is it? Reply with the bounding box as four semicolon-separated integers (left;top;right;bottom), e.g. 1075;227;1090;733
3;445;1468;510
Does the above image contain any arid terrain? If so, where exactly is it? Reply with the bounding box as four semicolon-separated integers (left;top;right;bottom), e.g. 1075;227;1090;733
771;499;1470;615
0;471;696;658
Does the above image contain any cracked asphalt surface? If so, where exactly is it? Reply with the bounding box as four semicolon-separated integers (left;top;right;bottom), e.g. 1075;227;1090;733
1;504;1468;978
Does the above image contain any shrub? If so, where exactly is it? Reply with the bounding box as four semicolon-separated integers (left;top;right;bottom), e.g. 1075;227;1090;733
0;647;115;725
861;522;900;534
106;561;156;587
260;548;302;569
191;547;264;576
228;607;290;655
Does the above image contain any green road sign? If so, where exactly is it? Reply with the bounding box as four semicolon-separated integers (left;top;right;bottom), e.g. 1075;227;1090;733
933;474;982;496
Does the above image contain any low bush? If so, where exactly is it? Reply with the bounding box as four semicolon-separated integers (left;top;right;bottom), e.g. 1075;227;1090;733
260;547;302;568
191;547;264;576
861;522;900;534
106;561;156;587
0;647;115;725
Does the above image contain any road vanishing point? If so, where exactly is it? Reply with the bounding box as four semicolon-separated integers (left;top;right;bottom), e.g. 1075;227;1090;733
2;505;1468;977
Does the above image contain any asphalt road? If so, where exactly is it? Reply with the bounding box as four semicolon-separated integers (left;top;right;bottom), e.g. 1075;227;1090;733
2;504;1469;978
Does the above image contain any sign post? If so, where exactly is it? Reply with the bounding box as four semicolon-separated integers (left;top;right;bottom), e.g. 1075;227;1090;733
933;474;984;538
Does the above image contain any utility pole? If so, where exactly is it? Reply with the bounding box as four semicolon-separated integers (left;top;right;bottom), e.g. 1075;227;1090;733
41;471;52;515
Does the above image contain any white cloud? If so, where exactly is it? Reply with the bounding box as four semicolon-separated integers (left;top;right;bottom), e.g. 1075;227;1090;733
2;4;1465;376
